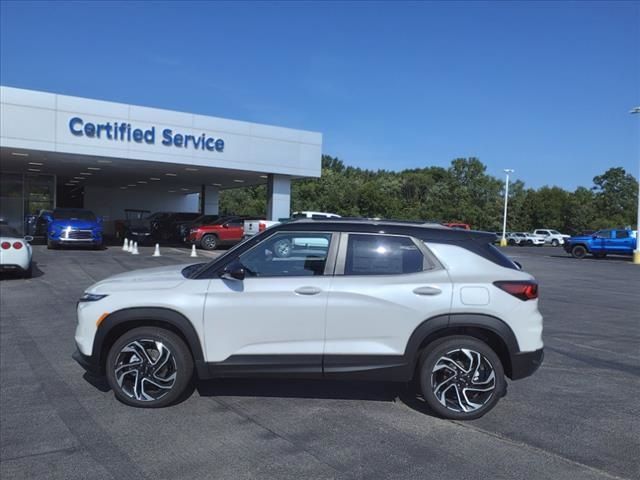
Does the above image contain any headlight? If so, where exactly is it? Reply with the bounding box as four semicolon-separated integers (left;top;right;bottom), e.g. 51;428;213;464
78;293;108;302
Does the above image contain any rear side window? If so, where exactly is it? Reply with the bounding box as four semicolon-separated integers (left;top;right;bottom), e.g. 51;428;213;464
345;234;424;275
615;230;629;239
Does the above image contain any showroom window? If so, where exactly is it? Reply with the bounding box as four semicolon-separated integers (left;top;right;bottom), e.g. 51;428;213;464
239;232;332;277
344;234;424;275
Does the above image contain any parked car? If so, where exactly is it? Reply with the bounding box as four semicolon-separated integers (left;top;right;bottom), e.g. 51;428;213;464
442;222;471;230
531;229;570;247
151;212;201;242
187;216;244;250
243;211;341;239
44;208;103;249
564;228;638;259
115;209;153;244
0;225;33;278
73;218;544;420
176;214;220;243
507;232;544;246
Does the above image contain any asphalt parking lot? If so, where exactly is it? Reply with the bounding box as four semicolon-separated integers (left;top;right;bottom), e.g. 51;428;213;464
1;244;639;480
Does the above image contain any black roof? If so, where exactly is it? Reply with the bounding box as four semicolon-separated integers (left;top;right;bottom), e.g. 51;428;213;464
274;218;495;243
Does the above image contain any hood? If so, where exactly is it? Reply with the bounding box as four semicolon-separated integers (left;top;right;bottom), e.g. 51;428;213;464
87;264;193;294
50;219;100;230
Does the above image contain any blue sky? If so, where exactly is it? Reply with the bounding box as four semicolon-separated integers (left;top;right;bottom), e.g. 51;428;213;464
1;1;638;189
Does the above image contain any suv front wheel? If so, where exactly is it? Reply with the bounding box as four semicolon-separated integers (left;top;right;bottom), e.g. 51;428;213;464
106;327;193;408
418;336;505;420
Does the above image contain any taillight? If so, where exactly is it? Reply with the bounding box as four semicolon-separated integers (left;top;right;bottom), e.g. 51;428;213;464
12;242;23;250
494;281;538;301
1;242;10;250
258;222;266;232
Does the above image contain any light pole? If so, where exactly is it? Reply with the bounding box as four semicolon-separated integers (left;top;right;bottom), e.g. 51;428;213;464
631;107;640;264
500;168;515;247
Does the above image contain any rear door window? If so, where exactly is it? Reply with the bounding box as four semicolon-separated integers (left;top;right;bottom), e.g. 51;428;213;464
344;234;424;275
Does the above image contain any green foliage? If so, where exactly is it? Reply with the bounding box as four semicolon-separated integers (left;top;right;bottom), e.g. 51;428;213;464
220;156;638;234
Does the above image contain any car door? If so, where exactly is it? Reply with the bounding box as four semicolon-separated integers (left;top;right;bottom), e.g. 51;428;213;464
203;231;337;372
223;217;245;242
591;230;610;253
606;230;632;254
324;233;452;372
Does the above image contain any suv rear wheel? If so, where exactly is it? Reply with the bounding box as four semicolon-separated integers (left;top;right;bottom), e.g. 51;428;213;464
106;327;193;408
418;336;505;420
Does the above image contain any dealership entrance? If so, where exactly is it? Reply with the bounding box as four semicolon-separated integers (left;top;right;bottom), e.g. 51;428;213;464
0;86;322;234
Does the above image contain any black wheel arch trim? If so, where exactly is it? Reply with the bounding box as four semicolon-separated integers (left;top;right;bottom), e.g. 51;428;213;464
403;313;523;379
90;307;205;376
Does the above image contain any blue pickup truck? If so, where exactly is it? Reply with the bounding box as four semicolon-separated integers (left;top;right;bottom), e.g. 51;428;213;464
564;228;637;259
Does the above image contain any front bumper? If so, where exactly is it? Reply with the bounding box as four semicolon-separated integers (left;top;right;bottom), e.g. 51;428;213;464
72;348;103;376
509;348;544;380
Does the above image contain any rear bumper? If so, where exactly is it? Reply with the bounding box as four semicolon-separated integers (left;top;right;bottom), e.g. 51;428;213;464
72;348;103;376
510;348;544;380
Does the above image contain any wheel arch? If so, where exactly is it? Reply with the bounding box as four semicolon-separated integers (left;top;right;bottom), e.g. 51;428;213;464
405;314;520;379
93;307;205;376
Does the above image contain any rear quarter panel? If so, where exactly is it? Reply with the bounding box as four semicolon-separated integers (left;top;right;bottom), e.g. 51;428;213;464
426;242;543;352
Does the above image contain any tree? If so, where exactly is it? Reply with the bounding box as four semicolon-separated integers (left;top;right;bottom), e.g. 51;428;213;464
219;155;637;233
592;167;638;228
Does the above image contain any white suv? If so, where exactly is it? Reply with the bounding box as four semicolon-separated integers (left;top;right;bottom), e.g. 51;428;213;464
532;229;570;247
74;220;544;420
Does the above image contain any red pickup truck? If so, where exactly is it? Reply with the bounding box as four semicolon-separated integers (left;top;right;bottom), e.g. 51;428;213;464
187;216;244;250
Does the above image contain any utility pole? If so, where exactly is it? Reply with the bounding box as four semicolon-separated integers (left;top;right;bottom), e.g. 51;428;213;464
630;107;640;264
500;169;514;247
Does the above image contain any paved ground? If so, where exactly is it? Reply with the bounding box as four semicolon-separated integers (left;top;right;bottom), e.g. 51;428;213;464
1;244;638;480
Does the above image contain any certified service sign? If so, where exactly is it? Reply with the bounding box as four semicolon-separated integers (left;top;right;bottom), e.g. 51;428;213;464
68;117;224;152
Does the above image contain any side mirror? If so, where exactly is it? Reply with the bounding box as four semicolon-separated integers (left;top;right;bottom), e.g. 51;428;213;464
220;260;245;281
24;235;34;243
223;223;229;229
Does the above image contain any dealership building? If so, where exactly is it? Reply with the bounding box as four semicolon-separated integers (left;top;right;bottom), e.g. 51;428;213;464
0;86;322;234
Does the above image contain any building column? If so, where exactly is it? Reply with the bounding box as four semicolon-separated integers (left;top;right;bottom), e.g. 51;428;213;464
266;174;291;221
200;185;219;215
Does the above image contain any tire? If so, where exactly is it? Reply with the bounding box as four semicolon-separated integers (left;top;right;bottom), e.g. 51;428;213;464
200;234;218;251
105;327;193;408
23;262;33;279
526;240;533;246
418;336;505;420
507;239;515;246
273;239;292;258
551;239;559;247
571;245;587;259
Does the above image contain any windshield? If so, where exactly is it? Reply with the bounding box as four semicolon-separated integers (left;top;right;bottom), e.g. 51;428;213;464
53;209;96;221
0;225;20;237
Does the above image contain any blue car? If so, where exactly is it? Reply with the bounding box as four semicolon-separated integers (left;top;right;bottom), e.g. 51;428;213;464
43;208;103;249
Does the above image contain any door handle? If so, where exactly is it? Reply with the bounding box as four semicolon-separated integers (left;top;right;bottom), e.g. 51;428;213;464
294;286;322;295
413;286;442;296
